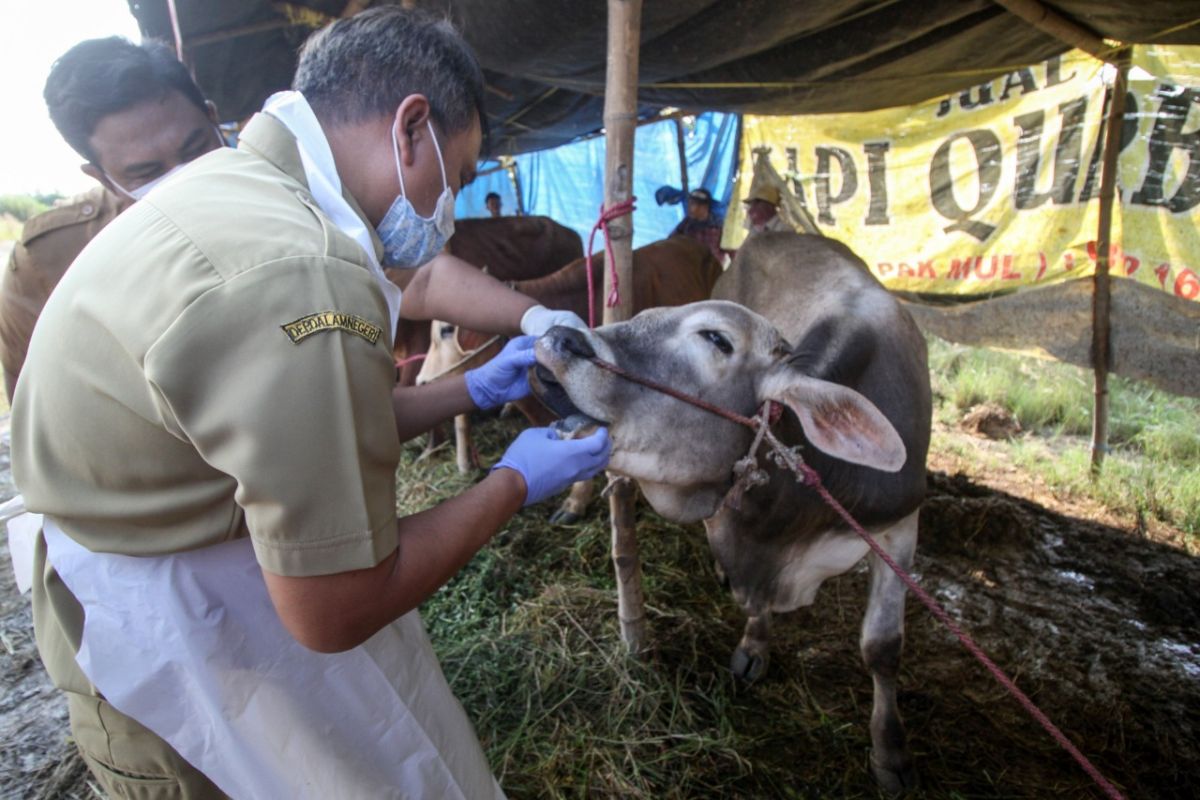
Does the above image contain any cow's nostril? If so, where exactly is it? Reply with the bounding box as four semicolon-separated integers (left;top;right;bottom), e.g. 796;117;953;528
557;326;597;360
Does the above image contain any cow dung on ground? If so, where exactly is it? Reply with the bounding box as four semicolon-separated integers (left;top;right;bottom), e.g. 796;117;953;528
960;402;1023;439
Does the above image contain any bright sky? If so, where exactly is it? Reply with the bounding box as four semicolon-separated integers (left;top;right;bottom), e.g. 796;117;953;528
0;0;142;196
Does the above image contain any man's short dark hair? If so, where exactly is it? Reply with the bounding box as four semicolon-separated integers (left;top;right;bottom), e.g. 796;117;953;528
294;7;486;141
485;192;501;202
44;37;208;164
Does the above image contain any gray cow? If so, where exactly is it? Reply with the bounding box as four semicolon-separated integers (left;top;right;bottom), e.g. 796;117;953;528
532;232;932;792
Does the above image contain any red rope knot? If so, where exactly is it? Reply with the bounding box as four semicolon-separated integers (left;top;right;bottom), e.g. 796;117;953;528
797;462;822;488
585;196;638;328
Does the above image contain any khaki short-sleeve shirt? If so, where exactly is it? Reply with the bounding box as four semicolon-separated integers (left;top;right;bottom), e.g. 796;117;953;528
0;186;123;400
13;111;401;582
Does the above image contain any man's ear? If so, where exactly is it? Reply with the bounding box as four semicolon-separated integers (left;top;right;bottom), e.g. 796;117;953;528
757;365;906;472
394;94;431;168
81;162;114;192
204;100;220;126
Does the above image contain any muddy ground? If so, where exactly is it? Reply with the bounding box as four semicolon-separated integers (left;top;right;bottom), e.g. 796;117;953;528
1;414;1197;799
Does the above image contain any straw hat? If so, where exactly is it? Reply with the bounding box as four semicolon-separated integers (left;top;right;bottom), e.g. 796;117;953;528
743;182;780;206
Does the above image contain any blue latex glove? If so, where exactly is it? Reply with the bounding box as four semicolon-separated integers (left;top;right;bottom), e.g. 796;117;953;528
494;427;612;506
465;335;537;410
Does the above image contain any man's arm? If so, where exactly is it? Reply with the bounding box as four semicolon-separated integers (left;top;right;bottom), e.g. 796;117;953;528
389;373;474;442
263;467;527;653
0;246;39;404
398;253;536;333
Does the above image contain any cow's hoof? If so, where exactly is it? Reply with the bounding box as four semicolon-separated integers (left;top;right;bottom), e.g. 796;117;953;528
870;753;917;796
730;646;768;684
549;507;581;525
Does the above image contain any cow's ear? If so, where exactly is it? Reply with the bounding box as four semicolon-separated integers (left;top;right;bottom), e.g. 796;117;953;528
757;367;906;472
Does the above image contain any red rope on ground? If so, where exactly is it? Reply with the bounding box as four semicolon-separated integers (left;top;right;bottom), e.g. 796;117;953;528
587;354;1126;800
584;197;637;327
791;460;1125;800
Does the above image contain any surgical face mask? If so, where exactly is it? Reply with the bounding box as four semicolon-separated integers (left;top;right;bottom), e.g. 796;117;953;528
108;163;188;201
107;126;226;201
378;120;456;267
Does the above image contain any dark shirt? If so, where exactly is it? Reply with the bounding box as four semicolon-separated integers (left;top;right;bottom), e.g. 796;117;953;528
671;216;723;261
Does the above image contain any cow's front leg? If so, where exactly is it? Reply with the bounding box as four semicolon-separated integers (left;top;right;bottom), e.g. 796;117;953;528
454;413;479;474
549;479;595;524
731;611;771;683
861;510;919;794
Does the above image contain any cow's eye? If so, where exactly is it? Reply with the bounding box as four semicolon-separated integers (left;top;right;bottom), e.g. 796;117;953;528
700;329;733;355
439;324;455;340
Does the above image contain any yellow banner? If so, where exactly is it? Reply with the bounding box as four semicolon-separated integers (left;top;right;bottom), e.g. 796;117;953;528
723;47;1200;302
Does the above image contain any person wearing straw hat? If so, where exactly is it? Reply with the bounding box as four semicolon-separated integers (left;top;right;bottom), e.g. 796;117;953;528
743;181;791;235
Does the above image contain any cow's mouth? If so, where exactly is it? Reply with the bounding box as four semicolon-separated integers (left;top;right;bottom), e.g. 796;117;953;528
529;363;606;427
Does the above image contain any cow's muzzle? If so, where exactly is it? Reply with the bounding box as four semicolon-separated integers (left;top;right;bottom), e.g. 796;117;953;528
530;326;605;424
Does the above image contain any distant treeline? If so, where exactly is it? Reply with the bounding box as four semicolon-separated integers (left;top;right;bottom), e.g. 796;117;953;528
0;193;65;222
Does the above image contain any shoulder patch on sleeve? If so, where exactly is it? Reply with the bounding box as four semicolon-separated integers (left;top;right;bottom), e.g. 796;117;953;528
281;311;382;345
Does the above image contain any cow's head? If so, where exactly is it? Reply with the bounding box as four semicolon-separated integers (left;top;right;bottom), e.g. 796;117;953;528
415;320;459;385
415;321;502;385
532;301;905;523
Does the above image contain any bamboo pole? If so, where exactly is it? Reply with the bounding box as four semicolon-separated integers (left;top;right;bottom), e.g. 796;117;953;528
674;117;689;198
454;414;472;475
603;0;646;654
1090;51;1130;474
507;161;525;216
991;0;1116;62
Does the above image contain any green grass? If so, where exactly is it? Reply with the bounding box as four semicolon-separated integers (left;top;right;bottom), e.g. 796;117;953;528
0;215;22;242
927;335;1200;537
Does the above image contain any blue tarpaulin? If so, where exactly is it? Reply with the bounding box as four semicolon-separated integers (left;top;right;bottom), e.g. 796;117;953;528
456;112;740;251
452;160;520;219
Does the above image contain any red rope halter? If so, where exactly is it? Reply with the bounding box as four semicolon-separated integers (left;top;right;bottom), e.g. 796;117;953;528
584;197;637;328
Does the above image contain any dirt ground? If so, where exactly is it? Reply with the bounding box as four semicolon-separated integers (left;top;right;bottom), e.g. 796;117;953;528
1;413;1197;799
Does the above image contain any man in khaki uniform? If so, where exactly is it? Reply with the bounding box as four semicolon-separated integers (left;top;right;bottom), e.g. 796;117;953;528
12;9;607;798
0;37;224;401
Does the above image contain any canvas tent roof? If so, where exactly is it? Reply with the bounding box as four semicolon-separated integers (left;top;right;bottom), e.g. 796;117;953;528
127;0;1200;154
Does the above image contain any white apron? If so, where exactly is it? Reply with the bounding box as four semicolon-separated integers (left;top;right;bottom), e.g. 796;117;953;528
44;520;503;800
32;90;503;799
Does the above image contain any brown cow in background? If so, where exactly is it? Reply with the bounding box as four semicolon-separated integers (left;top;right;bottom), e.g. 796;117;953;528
388;215;583;386
418;235;724;522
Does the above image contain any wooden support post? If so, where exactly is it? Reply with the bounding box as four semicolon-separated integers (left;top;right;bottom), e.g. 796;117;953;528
1090;51;1129;474
674;116;689;198
454;414;472;475
507;160;526;216
991;0;1115;62
603;0;645;654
